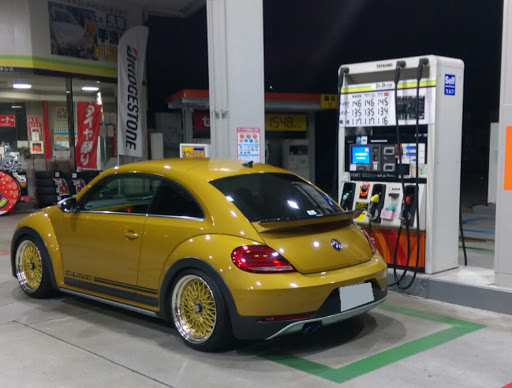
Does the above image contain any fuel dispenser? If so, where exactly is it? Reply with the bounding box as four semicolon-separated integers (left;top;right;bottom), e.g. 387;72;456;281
337;55;464;277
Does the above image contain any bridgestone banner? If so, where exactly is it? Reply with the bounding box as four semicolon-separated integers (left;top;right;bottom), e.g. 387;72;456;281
117;25;149;158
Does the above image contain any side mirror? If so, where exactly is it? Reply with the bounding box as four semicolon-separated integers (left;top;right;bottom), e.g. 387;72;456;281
57;197;79;213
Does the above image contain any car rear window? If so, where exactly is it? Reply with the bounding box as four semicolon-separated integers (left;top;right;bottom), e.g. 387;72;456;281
210;173;342;222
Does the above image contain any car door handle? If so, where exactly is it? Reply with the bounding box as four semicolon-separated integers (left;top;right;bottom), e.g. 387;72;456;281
125;231;139;240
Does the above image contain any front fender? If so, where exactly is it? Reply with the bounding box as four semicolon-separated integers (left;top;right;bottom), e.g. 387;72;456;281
10;210;63;287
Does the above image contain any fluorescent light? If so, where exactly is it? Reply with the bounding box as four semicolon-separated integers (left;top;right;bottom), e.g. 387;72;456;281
12;82;31;89
11;105;22;109
82;86;99;92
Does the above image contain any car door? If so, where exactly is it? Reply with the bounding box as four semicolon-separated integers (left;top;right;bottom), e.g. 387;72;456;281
52;173;161;302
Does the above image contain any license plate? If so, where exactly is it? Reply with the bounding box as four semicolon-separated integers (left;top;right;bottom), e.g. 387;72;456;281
339;282;374;312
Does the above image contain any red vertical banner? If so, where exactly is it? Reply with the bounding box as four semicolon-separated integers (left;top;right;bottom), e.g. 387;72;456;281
42;101;51;159
75;102;101;169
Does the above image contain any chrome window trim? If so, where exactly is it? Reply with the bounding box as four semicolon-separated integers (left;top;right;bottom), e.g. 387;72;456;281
146;214;205;221
79;210;148;217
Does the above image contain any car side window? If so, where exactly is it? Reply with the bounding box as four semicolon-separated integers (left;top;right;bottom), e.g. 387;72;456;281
79;174;162;214
148;179;204;219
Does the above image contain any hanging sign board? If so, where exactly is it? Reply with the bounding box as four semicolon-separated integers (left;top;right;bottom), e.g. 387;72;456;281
76;102;101;168
28;116;42;141
0;115;15;127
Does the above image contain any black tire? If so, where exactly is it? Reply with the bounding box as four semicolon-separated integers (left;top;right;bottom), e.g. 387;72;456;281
36;187;58;196
35;178;57;188
81;170;101;179
63;172;83;180
67;180;77;195
13;234;56;299
37;194;58;206
35;170;61;179
170;269;233;351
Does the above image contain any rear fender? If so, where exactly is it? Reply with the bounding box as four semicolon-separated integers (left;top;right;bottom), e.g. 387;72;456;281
158;234;264;319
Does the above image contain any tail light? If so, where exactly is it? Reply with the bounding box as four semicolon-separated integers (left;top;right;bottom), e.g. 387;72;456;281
361;229;377;255
231;245;296;273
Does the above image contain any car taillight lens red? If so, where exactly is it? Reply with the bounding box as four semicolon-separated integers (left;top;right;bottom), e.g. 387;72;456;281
231;245;296;273
361;229;376;255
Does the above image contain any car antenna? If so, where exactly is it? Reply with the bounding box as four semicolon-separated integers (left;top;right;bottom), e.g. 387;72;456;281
242;160;253;167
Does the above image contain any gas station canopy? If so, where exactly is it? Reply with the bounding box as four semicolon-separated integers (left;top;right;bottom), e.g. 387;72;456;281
166;89;338;112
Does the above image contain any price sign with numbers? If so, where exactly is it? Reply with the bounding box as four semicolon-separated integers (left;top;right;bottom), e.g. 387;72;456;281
339;80;435;128
265;114;307;132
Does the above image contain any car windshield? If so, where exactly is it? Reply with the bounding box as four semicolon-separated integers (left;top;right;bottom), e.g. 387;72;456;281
210;173;342;222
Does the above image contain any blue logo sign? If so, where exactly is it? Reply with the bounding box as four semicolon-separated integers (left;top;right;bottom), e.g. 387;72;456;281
444;74;456;96
331;239;343;251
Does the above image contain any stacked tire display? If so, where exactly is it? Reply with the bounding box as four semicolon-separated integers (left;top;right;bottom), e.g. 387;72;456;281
35;170;101;207
35;171;63;207
80;169;101;184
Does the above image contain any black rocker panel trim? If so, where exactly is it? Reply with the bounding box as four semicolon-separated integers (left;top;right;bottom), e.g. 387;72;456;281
64;277;158;307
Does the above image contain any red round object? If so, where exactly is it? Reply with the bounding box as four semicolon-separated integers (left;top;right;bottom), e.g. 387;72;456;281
0;171;21;216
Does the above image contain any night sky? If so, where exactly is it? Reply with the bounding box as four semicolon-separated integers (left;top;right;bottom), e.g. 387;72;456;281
146;0;503;201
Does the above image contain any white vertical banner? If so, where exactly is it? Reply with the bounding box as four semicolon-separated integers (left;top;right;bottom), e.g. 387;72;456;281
117;25;149;158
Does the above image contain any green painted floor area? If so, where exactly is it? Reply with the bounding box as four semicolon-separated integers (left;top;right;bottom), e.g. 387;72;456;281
246;303;485;384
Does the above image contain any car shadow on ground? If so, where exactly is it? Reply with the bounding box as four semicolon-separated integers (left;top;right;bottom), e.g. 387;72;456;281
50;292;405;358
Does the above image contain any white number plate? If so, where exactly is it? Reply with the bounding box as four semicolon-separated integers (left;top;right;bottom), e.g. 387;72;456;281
339;282;374;312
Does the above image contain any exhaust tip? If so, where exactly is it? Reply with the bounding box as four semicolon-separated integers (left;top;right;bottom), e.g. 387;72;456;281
301;321;323;335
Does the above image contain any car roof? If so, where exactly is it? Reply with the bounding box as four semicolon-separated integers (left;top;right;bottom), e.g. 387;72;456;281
107;158;292;182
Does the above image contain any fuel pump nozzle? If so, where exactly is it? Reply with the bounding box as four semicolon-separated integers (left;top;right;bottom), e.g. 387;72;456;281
368;193;381;221
340;190;352;210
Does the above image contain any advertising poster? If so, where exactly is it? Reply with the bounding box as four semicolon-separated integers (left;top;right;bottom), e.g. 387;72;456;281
28;116;42;141
237;127;260;163
0;115;15;127
76;102;101;168
30;141;44;155
193;112;210;130
117;25;148;158
48;1;127;62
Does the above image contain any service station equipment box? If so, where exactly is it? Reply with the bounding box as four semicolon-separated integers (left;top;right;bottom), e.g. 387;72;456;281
338;55;464;275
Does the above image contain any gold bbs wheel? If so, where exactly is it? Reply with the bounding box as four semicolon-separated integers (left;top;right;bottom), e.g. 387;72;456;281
172;274;217;344
16;240;43;293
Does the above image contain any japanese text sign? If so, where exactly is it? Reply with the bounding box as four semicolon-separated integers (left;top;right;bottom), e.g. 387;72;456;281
76;102;101;169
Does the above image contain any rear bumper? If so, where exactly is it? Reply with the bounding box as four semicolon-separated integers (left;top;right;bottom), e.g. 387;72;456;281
267;295;386;340
230;280;387;340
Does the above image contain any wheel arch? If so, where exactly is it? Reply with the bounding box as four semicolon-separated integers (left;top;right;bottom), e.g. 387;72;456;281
11;226;59;289
158;257;238;324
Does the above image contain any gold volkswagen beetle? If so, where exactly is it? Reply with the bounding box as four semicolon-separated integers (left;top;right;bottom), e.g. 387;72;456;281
11;159;387;351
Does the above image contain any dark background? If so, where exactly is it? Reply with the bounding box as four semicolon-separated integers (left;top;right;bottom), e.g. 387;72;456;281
146;0;503;204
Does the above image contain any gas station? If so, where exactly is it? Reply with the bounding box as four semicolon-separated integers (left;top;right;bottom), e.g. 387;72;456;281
162;88;339;181
1;0;512;387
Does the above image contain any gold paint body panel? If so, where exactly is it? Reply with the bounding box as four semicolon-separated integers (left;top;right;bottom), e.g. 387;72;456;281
13;159;386;318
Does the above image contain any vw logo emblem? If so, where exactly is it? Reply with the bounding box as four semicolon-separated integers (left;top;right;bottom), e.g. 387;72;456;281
331;239;343;251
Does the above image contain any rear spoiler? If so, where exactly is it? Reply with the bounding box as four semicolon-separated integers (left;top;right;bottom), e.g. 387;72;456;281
253;209;363;233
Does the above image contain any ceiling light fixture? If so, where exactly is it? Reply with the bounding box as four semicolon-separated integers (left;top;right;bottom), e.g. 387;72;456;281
82;86;99;92
12;82;32;89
